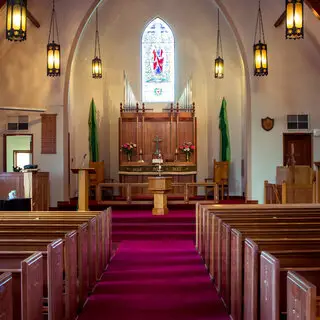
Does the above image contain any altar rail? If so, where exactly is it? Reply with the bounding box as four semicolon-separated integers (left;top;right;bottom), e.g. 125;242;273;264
96;182;218;204
264;180;315;204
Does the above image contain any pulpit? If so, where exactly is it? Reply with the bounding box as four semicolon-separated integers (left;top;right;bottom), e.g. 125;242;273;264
148;177;172;215
71;168;95;211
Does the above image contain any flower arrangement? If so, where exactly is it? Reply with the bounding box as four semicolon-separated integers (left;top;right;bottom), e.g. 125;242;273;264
120;142;137;161
179;142;195;161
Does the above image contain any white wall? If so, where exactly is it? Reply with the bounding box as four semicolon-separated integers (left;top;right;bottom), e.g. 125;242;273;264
0;0;319;205
0;106;64;206
69;0;244;197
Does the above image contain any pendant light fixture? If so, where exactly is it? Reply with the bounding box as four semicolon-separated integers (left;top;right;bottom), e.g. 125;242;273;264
6;0;27;41
92;8;102;79
253;0;268;76
214;9;224;79
286;0;304;39
47;0;60;77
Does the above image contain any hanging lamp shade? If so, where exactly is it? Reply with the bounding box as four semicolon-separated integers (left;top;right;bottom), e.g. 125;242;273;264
253;0;268;76
47;42;60;76
214;56;224;79
6;0;27;41
286;0;304;39
47;0;61;77
92;57;102;78
92;9;102;79
214;9;224;79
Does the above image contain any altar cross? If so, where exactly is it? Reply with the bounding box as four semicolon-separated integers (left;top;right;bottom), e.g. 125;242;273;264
153;136;162;155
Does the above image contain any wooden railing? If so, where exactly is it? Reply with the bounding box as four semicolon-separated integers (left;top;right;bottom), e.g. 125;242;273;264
264;180;315;204
96;182;219;204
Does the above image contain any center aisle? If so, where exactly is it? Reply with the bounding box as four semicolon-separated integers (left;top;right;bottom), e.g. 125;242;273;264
78;240;229;320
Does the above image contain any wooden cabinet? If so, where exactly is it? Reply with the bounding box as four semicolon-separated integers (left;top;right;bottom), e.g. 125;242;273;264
0;172;50;210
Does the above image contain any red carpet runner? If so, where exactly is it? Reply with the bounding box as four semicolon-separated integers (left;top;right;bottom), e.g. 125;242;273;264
78;240;229;320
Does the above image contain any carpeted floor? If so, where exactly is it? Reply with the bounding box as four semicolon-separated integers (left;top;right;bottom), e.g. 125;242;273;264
78;240;229;320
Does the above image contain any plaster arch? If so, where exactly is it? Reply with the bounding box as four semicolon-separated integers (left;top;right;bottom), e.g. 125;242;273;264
63;0;251;200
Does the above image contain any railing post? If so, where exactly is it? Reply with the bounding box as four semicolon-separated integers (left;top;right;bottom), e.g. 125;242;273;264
184;184;189;203
264;180;268;204
126;184;131;203
314;162;320;203
96;185;101;202
281;182;287;204
214;183;219;202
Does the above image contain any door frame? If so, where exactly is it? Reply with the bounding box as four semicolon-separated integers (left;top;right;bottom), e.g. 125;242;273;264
282;132;313;166
3;133;34;172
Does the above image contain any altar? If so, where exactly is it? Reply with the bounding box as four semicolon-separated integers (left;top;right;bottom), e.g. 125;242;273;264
118;103;197;196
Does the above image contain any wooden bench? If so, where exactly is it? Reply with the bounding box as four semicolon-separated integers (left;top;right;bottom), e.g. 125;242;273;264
203;212;320;319
0;208;112;273
198;205;306;258
260;250;320;320
0;239;64;320
287;270;320;319
229;229;320;320
244;239;320;320
205;210;320;274
196;204;320;254
0;251;43;320
211;212;320;278
0;229;78;319
0;272;13;320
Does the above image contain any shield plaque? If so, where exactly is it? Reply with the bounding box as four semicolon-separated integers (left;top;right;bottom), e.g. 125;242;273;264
261;117;274;131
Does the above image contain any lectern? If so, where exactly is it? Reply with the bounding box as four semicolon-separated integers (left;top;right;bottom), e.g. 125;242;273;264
71;168;95;211
148;177;172;215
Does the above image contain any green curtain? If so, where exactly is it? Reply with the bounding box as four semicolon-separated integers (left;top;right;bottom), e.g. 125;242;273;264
219;97;231;162
88;98;99;162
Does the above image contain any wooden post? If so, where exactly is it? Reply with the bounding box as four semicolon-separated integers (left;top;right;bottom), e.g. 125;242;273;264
314;162;320;203
281;181;287;204
126;184;131;203
184;184;189;203
214;183;219;202
263;180;268;204
71;168;95;211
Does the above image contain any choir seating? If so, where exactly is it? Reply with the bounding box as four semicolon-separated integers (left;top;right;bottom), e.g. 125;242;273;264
0;208;112;320
196;203;320;320
89;161;116;200
205;159;229;200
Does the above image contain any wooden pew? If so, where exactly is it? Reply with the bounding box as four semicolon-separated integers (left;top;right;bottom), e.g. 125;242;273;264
208;210;320;277
0;230;78;320
0;239;64;320
244;239;320;320
209;215;320;318
196;204;320;256
287;271;320;320
212;213;320;280
0;252;43;320
0;272;13;320
229;229;320;320
0;208;112;274
0;213;106;284
0;221;92;293
260;251;320;320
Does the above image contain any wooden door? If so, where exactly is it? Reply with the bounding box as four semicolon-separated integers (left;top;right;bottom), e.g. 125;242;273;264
283;133;312;166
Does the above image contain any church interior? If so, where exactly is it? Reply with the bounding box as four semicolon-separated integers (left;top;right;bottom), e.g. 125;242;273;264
0;0;320;319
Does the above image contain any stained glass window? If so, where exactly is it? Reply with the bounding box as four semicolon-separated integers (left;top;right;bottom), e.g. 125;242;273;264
142;18;175;103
